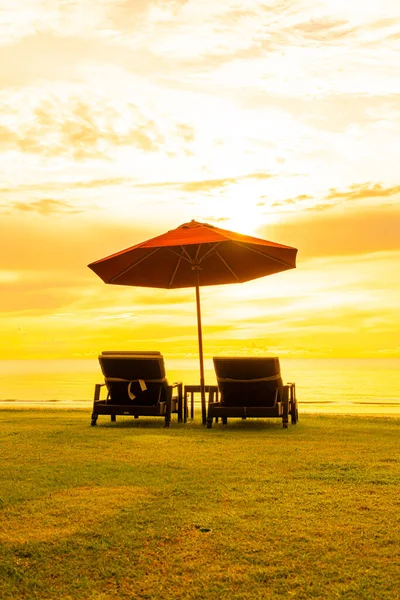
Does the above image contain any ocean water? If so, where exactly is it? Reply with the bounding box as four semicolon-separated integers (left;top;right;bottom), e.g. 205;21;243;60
0;358;399;416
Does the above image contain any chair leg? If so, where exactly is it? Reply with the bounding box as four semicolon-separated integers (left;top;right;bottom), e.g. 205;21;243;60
91;383;103;426
165;386;172;427
282;386;289;429
287;383;296;424
206;418;213;428
222;417;228;425
177;392;183;423
111;415;116;422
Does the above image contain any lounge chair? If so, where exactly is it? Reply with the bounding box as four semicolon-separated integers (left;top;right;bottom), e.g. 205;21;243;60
91;351;183;427
207;357;298;429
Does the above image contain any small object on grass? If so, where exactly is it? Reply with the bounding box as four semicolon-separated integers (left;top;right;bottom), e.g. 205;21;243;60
194;525;212;533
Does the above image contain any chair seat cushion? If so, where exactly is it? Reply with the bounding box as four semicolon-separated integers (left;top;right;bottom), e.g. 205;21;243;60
208;403;283;418
93;401;167;416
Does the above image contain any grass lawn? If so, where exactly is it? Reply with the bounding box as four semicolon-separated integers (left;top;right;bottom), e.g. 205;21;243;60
0;410;399;599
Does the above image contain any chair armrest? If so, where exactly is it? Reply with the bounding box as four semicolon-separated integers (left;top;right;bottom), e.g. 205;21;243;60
285;382;296;403
170;381;183;400
93;383;106;402
171;381;183;389
169;382;184;422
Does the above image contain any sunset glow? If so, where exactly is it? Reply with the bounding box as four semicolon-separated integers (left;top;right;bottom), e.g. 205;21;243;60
1;0;399;361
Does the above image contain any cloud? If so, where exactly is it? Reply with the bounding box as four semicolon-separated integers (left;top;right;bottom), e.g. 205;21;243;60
262;206;400;259
368;17;400;30
112;0;188;26
180;177;238;192
0;171;274;200
106;171;275;192
0;178;131;194
327;182;400;202
175;123;195;142
179;172;273;192
0;283;81;314
288;18;356;43
0;215;158;272
0;97;162;160
0;33;108;86
269;183;400;214
12;199;83;216
271;194;313;207
200;216;230;223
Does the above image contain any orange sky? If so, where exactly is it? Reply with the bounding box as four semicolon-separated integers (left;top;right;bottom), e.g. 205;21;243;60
1;0;399;360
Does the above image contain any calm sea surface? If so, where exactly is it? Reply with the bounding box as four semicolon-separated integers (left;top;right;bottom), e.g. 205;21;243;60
0;358;399;416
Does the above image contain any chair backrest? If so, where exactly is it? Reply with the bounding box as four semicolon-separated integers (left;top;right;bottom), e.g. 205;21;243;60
213;357;283;407
99;352;167;405
101;351;161;356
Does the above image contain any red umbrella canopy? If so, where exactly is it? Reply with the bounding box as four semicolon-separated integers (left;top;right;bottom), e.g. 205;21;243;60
88;220;297;289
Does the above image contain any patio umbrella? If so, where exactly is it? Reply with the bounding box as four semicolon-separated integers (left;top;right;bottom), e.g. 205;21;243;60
88;220;297;424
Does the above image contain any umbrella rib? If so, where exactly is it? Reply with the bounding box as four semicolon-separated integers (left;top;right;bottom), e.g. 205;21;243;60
235;242;295;268
215;251;240;281
168;255;182;288
166;246;193;264
180;246;194;262
108;248;161;282
198;242;221;264
167;243;223;267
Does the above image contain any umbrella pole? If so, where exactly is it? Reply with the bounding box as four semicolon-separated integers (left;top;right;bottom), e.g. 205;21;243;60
195;270;207;425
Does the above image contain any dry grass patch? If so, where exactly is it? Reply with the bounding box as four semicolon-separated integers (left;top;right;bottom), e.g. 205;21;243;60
0;485;150;543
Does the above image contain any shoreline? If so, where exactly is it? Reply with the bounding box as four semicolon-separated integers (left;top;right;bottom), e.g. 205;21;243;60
0;400;399;418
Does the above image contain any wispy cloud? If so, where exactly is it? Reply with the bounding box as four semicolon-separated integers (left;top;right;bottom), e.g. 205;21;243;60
327;182;400;202
269;182;400;212
12;199;83;216
0;96;162;159
112;0;189;27
287;18;356;43
179;172;273;192
263;207;400;258
271;194;313;207
0;178;131;194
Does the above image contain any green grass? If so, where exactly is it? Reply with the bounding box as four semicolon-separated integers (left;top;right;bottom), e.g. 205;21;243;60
0;410;399;599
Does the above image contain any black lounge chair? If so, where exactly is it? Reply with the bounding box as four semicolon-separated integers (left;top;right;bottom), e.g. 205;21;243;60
207;357;298;429
91;351;183;427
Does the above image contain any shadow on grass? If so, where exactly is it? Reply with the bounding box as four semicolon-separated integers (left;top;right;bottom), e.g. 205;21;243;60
95;416;294;432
